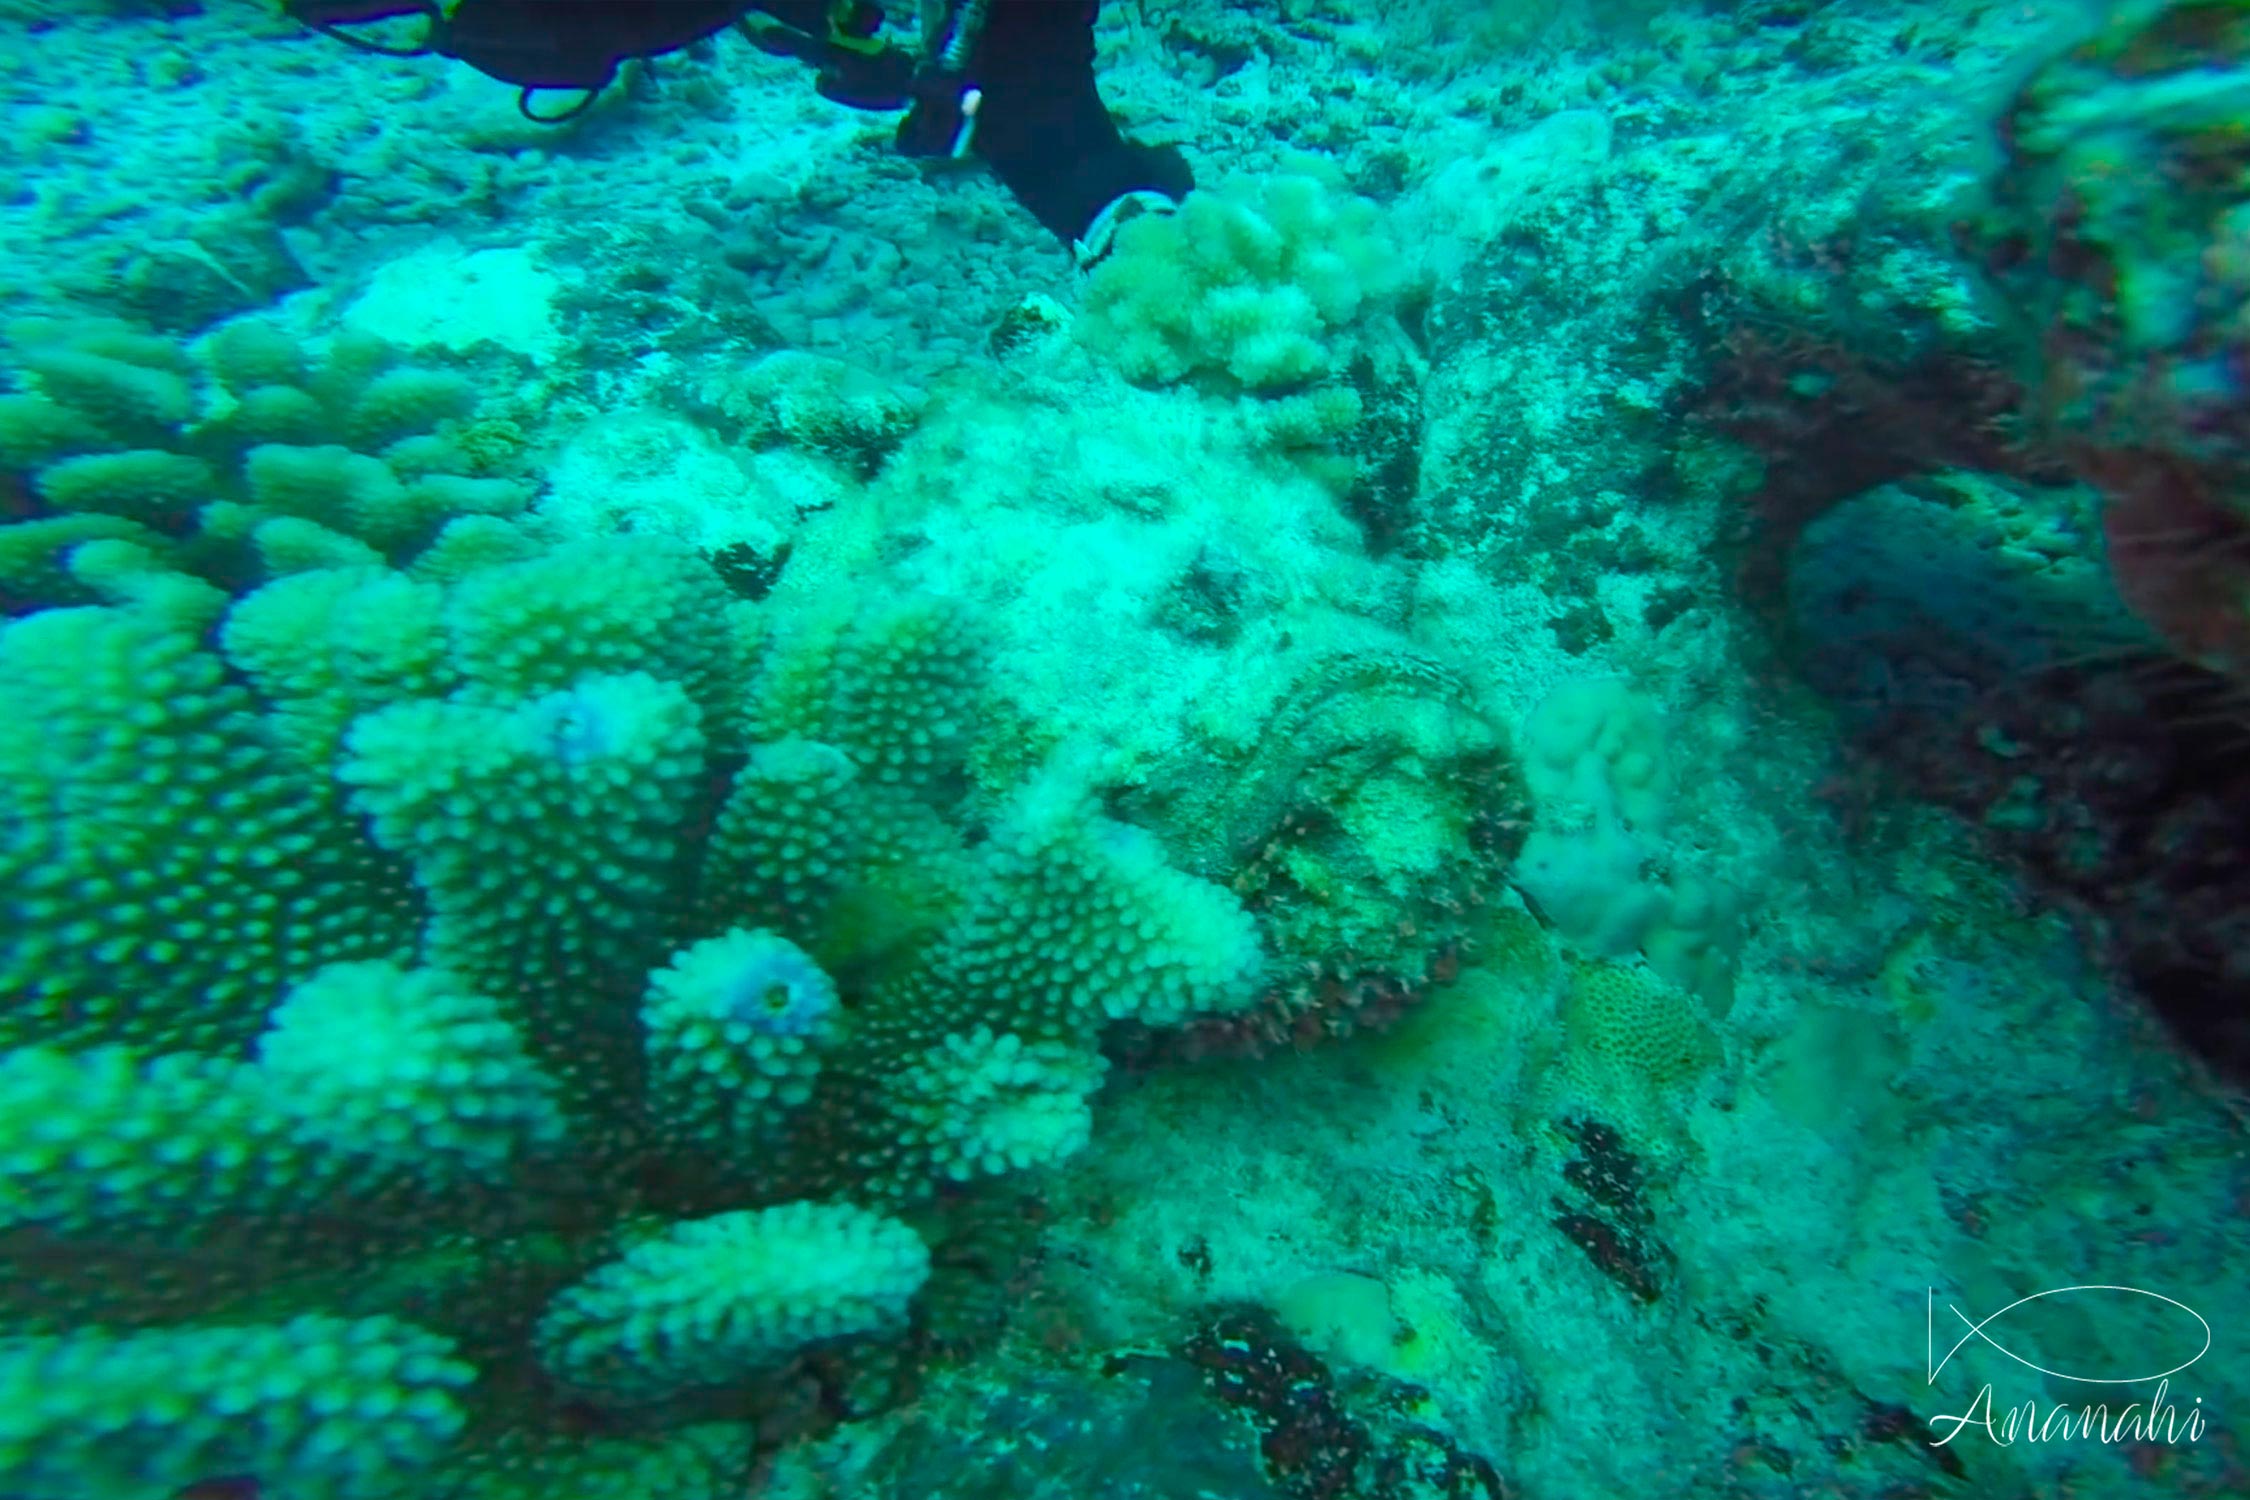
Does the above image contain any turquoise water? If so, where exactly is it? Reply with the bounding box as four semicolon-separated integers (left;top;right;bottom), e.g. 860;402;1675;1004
1;1;2245;1497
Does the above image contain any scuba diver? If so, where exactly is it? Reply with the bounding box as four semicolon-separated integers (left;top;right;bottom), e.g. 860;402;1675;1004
282;0;1193;267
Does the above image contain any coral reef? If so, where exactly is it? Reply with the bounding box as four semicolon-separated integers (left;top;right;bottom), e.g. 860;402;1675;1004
8;4;2250;1500
0;319;1278;1495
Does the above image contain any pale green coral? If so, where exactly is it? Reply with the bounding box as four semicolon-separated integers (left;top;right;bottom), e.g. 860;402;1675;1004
341;671;709;1014
0;315;528;589
0;600;413;1053
34;448;214;521
346;366;478;451
444;536;738;729
258;960;567;1180
693;737;861;940
0;318;1283;1496
9;324;195;446
205;316;310;393
1076;164;1401;393
643;928;844;1151
534;1203;929;1404
411;513;548;582
242;444;438;551
920;766;1266;1035
0;1315;471;1500
222;566;455;767
886;1027;1108;1183
246;512;387;574
750;590;980;793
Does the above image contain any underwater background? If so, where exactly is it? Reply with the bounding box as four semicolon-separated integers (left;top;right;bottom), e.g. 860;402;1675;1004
1;0;2247;1496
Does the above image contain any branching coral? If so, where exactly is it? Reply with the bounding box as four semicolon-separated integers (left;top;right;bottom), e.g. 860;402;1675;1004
0;315;525;614
0;1316;472;1500
534;1203;931;1406
0;321;1271;1497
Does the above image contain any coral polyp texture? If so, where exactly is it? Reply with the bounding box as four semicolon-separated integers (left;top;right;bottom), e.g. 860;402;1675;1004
534;1202;932;1405
0;319;1274;1497
1076;162;1402;395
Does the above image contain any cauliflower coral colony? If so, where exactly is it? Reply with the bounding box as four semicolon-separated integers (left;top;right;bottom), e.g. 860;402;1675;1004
0;305;1518;1497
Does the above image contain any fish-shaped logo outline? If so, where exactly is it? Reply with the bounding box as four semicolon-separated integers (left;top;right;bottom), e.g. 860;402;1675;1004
1928;1284;2211;1386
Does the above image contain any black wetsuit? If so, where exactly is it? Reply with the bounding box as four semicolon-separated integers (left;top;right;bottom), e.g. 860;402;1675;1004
943;0;1190;245
291;0;1191;247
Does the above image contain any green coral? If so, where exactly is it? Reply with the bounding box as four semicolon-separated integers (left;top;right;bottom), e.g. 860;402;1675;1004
923;768;1265;1034
443;536;739;728
0;321;1275;1496
0;512;161;610
642;928;844;1150
221;565;456;768
34;448;214;521
0;597;414;1053
0;316;529;610
341;668;711;1020
534;1203;929;1404
0;1044;307;1236
256;960;567;1181
0;960;560;1240
1076;162;1402;393
0;1316;471;1500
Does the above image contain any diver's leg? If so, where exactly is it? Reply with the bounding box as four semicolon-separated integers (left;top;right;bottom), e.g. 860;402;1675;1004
969;0;1191;247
